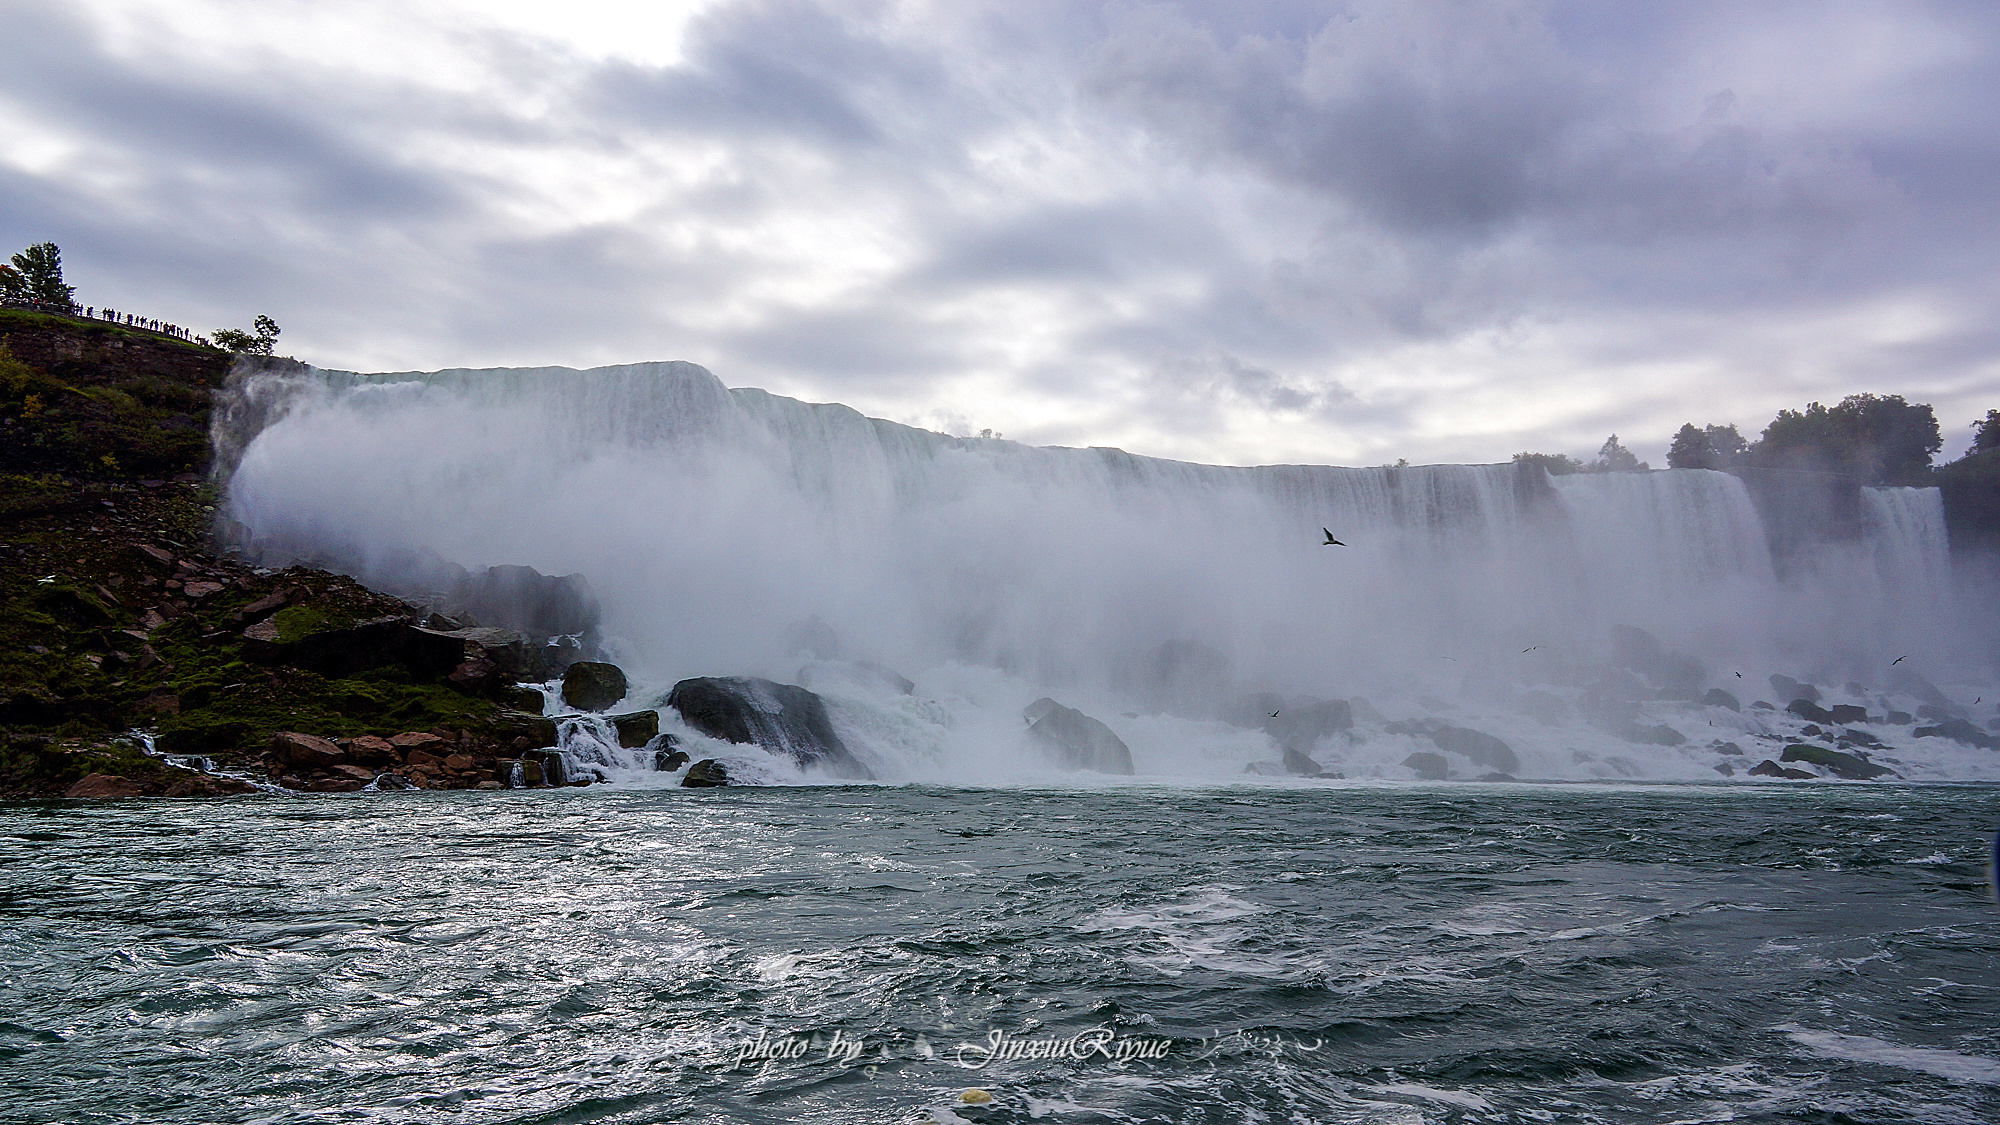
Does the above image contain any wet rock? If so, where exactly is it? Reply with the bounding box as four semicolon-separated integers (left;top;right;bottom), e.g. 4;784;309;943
1780;744;1894;780
443;753;476;773
1282;744;1322;776
492;710;558;748
328;764;376;783
1750;700;1775;710
520;760;544;786
1403;752;1449;780
1786;699;1835;724
476;780;504;790
1828;704;1870;725
404;748;446;774
682;759;731;787
1242;761;1287;776
345;735;397;767
446;564;600;644
1748;759;1816;780
227;586;302;628
272;731;344;770
390;731;450;756
1477;772;1517;782
506;686;546;714
374;773;415;790
610;709;659;749
1770;674;1820;705
1702;688;1741;712
64;773;144;798
667;677;873;778
653;742;690;772
430;627;552;692
245;617;467;680
1713;741;1745;755
561;661;628;711
1021;697;1135;775
163;772;253;797
1388;719;1520;774
1913;718;1999;750
1624;723;1687;747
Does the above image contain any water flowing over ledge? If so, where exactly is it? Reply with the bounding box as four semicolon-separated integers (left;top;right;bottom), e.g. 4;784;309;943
212;359;1994;784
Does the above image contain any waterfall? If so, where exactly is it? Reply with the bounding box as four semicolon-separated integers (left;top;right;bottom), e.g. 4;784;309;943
211;358;1986;782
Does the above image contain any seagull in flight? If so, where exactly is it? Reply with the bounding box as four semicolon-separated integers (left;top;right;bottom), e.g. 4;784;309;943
1268;710;1281;718
1892;655;1908;666
1522;646;1538;653
1322;528;1346;546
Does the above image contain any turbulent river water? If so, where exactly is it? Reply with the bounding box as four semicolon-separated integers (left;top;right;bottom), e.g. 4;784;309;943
8;782;1998;1124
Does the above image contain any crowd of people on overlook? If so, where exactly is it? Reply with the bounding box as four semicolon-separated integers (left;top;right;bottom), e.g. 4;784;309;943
0;294;211;347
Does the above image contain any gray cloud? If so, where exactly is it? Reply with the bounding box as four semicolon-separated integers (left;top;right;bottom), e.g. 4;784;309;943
2;0;1997;465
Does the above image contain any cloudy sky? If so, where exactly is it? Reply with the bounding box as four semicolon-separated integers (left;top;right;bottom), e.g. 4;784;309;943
3;0;1996;466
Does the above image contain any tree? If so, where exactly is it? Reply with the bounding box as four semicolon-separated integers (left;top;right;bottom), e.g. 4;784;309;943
1512;451;1583;476
1972;409;2000;455
1666;422;1747;470
1587;434;1647;473
1;242;75;307
1751;393;1940;485
212;314;281;355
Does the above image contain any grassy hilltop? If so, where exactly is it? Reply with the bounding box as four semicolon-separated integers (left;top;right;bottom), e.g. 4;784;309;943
0;311;545;798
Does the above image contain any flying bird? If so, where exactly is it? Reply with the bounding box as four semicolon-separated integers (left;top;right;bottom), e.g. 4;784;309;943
1522;646;1538;653
1321;528;1346;546
1268;710;1281;718
1735;671;1742;677
1892;655;1907;666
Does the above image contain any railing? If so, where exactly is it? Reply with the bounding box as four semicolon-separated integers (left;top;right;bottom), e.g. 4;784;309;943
0;297;215;348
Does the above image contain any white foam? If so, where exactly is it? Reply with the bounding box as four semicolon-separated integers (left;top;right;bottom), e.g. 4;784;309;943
1777;1024;2000;1084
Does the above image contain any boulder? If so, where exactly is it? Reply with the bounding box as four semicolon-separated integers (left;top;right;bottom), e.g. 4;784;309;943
561;661;628;711
1786;699;1835;724
1748;759;1816;780
666;677;874;779
1780;744;1895;780
1403;752;1449;780
506;686;546;714
1020;697;1135;775
374;773;415;790
1281;745;1322;776
492;709;558;748
443;753;476;773
272;731;344;770
1913;718;1999;750
610;709;659;748
1713;741;1745;755
1242;761;1287;776
244;616;467;680
346;735;397;767
390;731;449;755
682;759;731;787
328;764;377;782
1624;723;1686;747
654;743;690;772
446;564;601;644
64;773;145;798
1702;688;1741;712
1770;674;1820;705
428;626;553;692
1388;719;1519;774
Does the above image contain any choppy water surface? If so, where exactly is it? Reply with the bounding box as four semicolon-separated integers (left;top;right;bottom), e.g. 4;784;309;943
5;783;1998;1124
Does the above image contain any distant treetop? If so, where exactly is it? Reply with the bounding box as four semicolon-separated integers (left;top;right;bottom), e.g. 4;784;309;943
213;314;281;355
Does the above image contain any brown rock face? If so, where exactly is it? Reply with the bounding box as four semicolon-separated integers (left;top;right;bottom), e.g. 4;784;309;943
163;773;254;797
65;773;146;798
390;732;448;755
328;764;377;782
346;736;397;766
405;749;446;773
443;753;476;773
273;731;344;770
